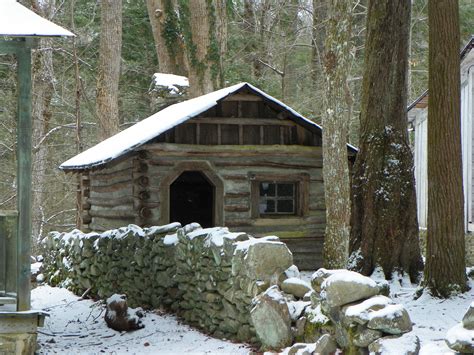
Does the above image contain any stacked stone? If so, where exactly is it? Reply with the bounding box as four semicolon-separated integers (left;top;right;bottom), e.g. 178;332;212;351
42;222;298;345
41;223;181;308
173;226;295;343
174;225;252;341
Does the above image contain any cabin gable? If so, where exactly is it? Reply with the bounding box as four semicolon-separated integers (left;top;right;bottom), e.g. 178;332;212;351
152;87;322;147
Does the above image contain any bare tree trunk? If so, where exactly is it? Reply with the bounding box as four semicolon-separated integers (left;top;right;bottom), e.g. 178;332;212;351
96;0;122;140
311;0;326;89
425;0;467;297
349;0;423;281
31;0;55;244
146;0;187;75
180;0;226;97
321;0;352;269
281;0;299;102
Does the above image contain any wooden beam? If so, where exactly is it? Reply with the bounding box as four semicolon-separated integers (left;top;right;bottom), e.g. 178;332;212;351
0;39;35;54
142;143;323;156
188;118;296;126
16;41;33;311
222;93;263;101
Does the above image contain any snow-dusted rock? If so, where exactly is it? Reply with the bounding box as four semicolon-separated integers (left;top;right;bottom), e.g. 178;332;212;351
250;286;293;349
287;301;311;321
104;294;144;332
342;295;394;326
352;325;383;347
320;270;379;308
284;342;316;355
302;304;333;343
311;268;346;292
446;323;474;353
233;236;293;282
366;304;412;335
314;334;338;355
281;277;313;299
462;302;474;330
368;333;420;355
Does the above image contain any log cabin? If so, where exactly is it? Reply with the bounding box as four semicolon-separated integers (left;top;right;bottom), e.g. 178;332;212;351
61;82;357;270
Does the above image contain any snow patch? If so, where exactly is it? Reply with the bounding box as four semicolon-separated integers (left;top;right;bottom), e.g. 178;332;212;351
152;73;189;94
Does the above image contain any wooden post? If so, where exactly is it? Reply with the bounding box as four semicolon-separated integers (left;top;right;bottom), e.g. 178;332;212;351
0;211;18;299
16;39;33;311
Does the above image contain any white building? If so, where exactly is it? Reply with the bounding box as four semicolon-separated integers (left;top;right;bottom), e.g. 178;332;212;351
408;36;474;231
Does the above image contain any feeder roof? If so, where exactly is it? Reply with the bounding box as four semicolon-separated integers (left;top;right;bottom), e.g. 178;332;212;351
0;0;74;37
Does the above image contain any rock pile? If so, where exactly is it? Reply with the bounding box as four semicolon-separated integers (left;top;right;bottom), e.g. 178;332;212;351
280;268;419;355
446;302;474;353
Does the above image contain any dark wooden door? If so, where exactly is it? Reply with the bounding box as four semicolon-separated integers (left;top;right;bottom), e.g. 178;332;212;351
170;171;214;228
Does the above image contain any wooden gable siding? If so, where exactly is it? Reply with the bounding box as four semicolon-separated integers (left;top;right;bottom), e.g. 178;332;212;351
152;97;321;147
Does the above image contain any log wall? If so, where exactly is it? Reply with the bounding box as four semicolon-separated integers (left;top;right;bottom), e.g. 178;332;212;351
82;143;326;269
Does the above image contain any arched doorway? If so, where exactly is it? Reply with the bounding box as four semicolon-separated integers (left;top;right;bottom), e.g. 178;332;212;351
169;171;214;228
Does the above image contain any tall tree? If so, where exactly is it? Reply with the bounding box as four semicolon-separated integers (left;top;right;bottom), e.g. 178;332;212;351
96;0;122;140
321;0;353;269
31;0;55;243
146;0;187;76
424;0;468;297
349;0;423;281
179;0;226;97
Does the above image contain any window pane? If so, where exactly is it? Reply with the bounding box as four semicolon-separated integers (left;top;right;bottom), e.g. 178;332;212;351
277;183;294;197
260;182;275;196
277;199;294;213
259;199;275;213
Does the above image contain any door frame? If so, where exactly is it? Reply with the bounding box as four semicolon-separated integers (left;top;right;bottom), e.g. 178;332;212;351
159;161;224;226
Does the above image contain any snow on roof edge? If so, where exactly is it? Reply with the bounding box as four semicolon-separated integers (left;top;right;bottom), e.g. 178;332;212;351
0;1;75;37
60;82;356;171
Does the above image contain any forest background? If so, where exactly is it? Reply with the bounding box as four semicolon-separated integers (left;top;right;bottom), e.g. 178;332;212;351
0;0;473;251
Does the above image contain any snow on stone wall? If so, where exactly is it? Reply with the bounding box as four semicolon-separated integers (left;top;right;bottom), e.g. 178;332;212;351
41;223;294;344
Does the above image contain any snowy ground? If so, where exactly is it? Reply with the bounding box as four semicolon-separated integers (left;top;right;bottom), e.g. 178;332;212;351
32;273;474;354
31;286;251;355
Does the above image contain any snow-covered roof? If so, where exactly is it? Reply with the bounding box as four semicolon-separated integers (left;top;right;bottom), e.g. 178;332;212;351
61;82;356;171
0;0;74;37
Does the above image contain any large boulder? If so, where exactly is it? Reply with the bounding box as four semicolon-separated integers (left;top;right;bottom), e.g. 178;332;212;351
446;323;474;353
104;294;144;332
320;270;379;308
233;236;293;282
250;286;293;350
343;295;394;326
368;333;420;355
367;304;412;335
281;277;313;299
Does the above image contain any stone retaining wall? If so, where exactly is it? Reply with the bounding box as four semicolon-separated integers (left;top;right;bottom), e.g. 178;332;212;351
41;223;293;344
